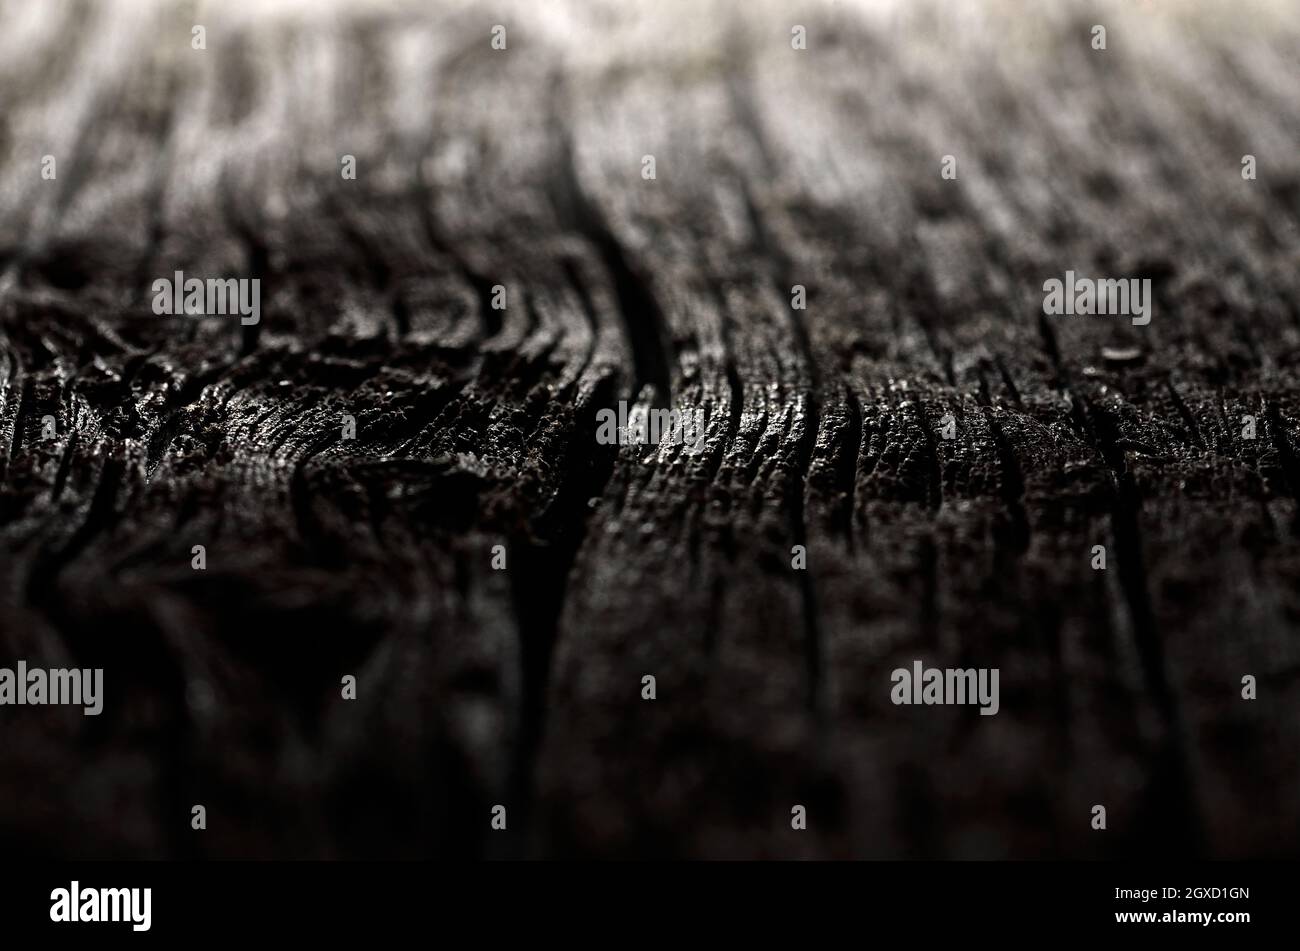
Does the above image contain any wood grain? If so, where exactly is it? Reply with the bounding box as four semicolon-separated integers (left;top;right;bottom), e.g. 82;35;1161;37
1;0;1298;859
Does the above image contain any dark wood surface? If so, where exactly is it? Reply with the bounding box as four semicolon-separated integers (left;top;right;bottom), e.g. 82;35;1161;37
1;0;1298;859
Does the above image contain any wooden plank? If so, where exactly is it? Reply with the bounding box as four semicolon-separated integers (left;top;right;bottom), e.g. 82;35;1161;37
0;0;1297;859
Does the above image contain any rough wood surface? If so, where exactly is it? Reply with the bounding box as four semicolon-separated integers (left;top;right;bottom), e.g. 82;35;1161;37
1;0;1298;859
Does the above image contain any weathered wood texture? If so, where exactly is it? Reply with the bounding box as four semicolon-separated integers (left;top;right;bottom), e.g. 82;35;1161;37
1;0;1298;859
